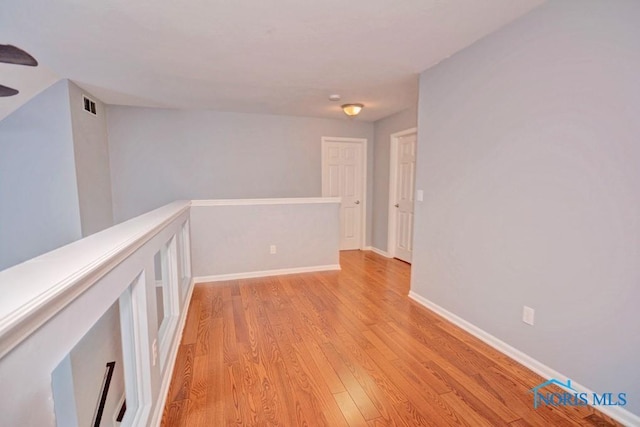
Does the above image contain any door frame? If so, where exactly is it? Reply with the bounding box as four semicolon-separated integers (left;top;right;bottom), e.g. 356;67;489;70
387;127;417;257
321;136;368;250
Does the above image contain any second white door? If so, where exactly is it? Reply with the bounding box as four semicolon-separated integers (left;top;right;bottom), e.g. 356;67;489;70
390;131;416;263
322;138;365;250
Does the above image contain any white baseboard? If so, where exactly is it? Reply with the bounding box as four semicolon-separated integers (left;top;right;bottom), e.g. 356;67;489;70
150;278;196;427
408;291;640;427
194;264;341;283
364;246;392;258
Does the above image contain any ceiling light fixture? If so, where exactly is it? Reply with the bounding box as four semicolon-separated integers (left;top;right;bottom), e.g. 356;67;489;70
341;103;364;117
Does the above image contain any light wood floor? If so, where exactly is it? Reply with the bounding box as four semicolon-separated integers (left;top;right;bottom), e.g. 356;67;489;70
162;251;619;426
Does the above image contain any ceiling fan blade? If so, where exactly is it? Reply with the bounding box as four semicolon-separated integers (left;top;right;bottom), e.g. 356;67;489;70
0;45;38;66
0;84;19;97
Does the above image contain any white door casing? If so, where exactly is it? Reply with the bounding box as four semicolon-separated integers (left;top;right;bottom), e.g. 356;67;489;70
321;137;367;250
388;129;417;262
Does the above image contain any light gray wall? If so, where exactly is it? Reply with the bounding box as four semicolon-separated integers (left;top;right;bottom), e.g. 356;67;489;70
372;106;417;251
107;107;374;244
0;79;82;271
412;0;640;416
69;302;124;427
68;82;114;237
51;355;79;427
190;202;340;277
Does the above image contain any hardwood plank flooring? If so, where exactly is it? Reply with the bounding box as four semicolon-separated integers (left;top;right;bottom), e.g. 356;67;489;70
162;251;620;426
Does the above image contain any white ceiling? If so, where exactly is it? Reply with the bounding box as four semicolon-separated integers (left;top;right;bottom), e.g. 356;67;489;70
0;0;543;122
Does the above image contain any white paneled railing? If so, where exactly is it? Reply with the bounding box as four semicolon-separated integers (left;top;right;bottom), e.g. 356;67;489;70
0;197;341;427
0;201;193;427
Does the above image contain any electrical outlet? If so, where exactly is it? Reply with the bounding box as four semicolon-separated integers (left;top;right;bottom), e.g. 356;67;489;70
270;245;277;254
522;306;535;326
152;339;158;366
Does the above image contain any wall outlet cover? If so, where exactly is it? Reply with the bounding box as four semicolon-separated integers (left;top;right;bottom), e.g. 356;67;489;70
522;306;535;326
152;339;158;366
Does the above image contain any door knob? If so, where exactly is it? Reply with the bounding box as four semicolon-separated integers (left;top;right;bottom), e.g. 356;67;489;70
394;203;399;208
355;200;360;204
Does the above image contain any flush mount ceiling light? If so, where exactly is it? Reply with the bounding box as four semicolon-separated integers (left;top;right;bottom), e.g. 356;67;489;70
341;103;364;117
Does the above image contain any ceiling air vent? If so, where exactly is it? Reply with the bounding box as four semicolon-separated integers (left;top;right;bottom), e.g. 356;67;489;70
83;95;97;116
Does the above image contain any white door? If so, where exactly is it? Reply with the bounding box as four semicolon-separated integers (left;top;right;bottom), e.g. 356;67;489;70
321;138;366;250
391;132;416;263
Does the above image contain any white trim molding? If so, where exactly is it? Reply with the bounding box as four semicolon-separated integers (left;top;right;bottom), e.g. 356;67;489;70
408;291;640;427
150;277;196;427
364;246;392;258
191;197;340;207
194;264;341;283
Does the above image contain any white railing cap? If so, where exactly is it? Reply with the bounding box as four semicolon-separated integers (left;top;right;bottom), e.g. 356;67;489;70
0;200;190;359
190;197;341;206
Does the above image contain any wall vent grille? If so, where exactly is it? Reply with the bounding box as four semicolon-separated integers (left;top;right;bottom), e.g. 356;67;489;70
83;95;97;116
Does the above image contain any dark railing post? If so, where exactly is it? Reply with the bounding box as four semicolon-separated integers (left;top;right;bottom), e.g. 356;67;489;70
92;361;115;427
